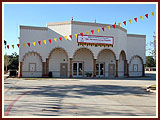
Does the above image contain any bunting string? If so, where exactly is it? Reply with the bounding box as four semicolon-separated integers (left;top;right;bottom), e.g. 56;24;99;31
5;12;154;49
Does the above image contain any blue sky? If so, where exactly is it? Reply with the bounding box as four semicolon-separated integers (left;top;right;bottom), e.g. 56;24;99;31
3;3;156;55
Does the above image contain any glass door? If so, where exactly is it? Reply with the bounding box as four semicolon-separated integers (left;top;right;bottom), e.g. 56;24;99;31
100;63;104;77
96;64;99;76
73;63;77;76
78;62;83;76
96;63;104;77
73;62;83;77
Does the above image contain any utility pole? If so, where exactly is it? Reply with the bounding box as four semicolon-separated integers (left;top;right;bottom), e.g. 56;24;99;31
4;40;7;73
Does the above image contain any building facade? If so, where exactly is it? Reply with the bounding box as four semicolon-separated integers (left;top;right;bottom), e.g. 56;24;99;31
18;21;146;78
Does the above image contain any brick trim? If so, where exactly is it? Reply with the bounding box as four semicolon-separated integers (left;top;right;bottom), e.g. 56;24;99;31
93;59;96;77
69;58;73;78
115;60;118;77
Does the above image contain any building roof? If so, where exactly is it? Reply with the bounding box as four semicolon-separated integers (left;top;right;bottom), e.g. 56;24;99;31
20;25;48;31
20;21;127;32
20;22;147;38
47;21;127;32
127;34;146;38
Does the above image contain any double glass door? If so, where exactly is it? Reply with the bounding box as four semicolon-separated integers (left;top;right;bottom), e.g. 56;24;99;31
96;63;104;77
73;62;83;77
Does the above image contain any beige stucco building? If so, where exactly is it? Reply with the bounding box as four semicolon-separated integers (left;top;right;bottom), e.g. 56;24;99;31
18;21;146;78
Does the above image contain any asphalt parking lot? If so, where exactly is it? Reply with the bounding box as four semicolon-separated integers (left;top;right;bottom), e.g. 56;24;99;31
3;72;157;117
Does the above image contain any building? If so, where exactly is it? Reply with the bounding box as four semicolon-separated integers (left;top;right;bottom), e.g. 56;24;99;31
18;21;146;78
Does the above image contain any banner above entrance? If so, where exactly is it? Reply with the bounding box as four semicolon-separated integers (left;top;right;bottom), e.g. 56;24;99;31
77;35;114;45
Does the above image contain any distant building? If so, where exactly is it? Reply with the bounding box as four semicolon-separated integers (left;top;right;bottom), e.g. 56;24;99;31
18;21;146;78
145;67;156;71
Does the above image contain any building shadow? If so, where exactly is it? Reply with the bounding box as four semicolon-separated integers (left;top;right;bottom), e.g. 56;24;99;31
8;84;155;116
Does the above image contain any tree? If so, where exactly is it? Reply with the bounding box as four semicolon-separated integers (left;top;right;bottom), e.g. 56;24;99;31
4;54;11;71
146;33;156;60
4;52;19;71
146;56;156;67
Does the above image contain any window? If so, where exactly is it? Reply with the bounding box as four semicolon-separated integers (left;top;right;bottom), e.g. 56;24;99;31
29;63;36;71
133;64;138;72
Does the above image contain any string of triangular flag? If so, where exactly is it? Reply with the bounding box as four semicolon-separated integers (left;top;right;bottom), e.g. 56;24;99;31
5;12;154;49
117;12;154;27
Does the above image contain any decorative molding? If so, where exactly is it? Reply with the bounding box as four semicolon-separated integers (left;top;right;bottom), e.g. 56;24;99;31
72;47;94;59
47;21;72;26
127;34;146;38
22;51;43;63
119;50;127;61
48;47;69;60
97;48;116;60
129;55;144;65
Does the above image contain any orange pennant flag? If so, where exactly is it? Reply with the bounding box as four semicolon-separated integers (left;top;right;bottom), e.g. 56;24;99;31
107;26;110;30
86;31;89;35
118;23;121;27
33;42;36;46
64;36;67;40
75;34;78;38
97;28;100;32
151;12;154;16
43;40;46;44
22;43;25;47
54;38;57;42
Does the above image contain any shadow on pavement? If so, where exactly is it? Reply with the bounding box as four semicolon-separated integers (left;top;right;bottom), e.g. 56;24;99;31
10;84;155;116
17;84;151;97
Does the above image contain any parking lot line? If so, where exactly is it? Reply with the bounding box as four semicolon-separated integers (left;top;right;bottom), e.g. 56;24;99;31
4;90;32;116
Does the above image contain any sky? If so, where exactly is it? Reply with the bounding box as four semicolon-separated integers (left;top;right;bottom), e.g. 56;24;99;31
3;3;156;56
